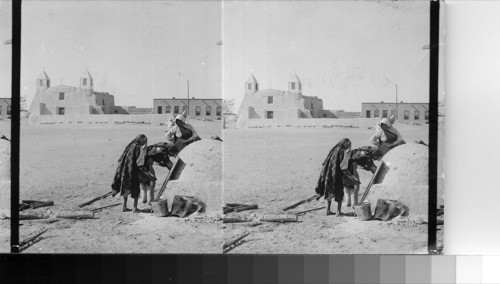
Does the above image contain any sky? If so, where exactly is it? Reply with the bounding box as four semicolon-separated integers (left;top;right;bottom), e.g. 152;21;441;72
21;1;222;108
223;1;431;111
0;1;12;99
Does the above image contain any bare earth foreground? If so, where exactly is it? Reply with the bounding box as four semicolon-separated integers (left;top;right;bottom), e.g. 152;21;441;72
13;119;222;253
223;123;444;254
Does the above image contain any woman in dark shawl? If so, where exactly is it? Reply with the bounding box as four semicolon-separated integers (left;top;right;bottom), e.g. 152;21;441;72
111;134;149;213
315;138;353;216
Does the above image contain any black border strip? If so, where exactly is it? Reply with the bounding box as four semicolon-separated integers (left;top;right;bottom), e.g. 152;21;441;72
428;0;440;253
10;0;21;253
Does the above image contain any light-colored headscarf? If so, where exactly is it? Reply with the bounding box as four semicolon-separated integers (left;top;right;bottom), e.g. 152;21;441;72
175;114;186;123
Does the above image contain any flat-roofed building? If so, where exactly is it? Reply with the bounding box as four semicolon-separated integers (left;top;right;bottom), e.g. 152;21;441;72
361;102;429;123
153;98;222;120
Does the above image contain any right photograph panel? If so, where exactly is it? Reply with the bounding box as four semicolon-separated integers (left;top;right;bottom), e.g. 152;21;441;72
222;0;436;254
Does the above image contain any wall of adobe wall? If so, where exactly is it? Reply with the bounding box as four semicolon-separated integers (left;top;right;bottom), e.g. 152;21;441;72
237;118;380;129
28;114;222;126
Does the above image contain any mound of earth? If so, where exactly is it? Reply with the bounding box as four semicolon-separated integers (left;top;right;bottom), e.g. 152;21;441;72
162;139;222;213
366;143;428;219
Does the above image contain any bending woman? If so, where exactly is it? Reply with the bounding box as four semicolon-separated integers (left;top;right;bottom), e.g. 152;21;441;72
370;117;405;156
111;134;149;213
315;138;353;216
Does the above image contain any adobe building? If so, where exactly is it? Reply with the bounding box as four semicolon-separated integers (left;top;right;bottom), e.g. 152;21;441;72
153;98;223;120
237;74;324;120
0;98;11;119
29;70;121;116
361;102;429;123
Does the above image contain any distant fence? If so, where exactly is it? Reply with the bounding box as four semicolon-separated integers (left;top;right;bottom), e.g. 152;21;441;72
237;118;381;129
28;114;217;125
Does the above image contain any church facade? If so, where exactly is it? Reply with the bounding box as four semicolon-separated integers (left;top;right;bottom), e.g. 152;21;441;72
237;74;324;120
29;70;121;116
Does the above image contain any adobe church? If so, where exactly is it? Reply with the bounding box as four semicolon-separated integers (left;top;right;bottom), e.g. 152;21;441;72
237;74;324;120
29;70;118;116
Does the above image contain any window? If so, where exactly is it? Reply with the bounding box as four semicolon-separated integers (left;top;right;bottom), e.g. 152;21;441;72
166;106;171;113
157;106;162;114
7;106;11;115
414;110;420;120
182;106;187;113
59;92;64;100
266;111;274;119
195;106;201;116
366;110;371;118
404;110;409;120
114;110;118;114
0;105;2;115
255;84;258;91
206;106;211;116
291;82;296;89
425;110;429;120
268;96;273;104
247;83;252;90
382;110;388;118
374;110;379;118
83;78;87;86
311;103;314;109
174;106;179;114
216;106;221;116
58;107;65;115
323;114;327;118
391;110;396;118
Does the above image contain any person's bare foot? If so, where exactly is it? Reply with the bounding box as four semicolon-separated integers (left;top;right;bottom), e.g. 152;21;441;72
122;207;132;212
132;208;141;213
327;211;335;216
336;211;344;217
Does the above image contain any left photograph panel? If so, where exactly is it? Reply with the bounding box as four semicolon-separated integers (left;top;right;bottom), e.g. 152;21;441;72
0;0;12;252
19;1;223;253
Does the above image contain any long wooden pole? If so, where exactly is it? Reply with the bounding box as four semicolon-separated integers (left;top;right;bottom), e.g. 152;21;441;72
78;191;113;208
359;162;386;204
283;194;319;211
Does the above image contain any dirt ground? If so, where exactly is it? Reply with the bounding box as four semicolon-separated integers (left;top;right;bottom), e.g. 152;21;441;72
0;118;445;254
8;119;222;253
223;122;444;254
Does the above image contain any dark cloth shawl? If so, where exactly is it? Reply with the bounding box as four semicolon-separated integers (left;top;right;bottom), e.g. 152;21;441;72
315;145;349;202
111;135;147;199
